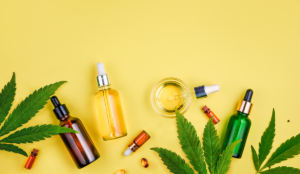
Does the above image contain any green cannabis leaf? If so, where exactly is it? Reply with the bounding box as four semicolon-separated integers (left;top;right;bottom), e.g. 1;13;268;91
261;134;300;170
251;145;260;171
0;143;27;157
215;140;242;174
0;125;78;144
151;148;194;174
203;117;221;174
0;72;77;157
151;109;241;174
259;167;300;174
176;108;207;174
251;109;300;173
258;109;275;167
0;73;16;126
0;81;66;137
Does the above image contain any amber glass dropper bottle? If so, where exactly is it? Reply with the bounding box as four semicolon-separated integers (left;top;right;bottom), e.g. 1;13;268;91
51;96;100;169
221;89;253;158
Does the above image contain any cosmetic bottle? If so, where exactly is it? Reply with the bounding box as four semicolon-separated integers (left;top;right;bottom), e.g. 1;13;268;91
94;62;127;141
124;130;150;156
151;77;220;118
202;105;220;124
25;149;39;169
51;96;100;169
221;89;253;158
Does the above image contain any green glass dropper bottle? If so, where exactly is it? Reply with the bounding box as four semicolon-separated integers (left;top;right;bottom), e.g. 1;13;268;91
221;89;253;158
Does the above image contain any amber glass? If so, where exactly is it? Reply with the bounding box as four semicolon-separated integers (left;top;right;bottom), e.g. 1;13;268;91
95;85;127;140
134;130;150;146
128;130;151;152
59;115;100;169
25;153;36;169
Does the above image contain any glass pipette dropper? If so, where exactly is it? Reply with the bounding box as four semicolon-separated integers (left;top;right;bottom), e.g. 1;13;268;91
169;84;220;101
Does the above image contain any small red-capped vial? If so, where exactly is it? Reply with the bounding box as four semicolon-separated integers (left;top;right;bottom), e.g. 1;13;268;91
25;149;39;169
202;106;220;124
124;130;150;156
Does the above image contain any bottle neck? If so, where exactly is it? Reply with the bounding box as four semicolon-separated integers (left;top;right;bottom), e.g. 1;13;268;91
59;114;70;121
128;142;139;152
98;85;111;91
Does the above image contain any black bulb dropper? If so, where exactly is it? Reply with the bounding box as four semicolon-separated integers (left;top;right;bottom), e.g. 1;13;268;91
51;96;69;120
51;96;61;107
243;89;253;102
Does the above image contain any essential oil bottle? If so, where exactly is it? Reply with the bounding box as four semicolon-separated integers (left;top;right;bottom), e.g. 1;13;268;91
221;89;253;158
25;149;39;169
94;62;127;141
51;96;100;169
124;130;151;156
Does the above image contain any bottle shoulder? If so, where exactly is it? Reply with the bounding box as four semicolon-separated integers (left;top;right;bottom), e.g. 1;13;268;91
229;113;251;122
95;88;120;97
59;116;81;126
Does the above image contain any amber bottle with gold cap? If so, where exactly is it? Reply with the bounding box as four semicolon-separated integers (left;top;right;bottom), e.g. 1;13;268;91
221;89;253;158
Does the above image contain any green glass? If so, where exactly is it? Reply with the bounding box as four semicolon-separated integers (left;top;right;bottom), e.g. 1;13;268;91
221;111;251;158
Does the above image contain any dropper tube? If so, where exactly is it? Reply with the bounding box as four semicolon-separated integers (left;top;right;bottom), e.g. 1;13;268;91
169;84;220;101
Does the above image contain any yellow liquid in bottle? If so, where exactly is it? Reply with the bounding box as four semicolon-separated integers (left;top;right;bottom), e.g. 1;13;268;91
157;84;184;112
95;86;127;141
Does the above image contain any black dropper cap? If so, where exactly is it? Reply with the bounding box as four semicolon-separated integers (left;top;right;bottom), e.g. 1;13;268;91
243;89;253;102
51;96;69;120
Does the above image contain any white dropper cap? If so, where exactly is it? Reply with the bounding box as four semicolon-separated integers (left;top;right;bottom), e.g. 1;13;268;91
97;62;106;75
204;84;220;95
96;62;110;86
124;148;133;156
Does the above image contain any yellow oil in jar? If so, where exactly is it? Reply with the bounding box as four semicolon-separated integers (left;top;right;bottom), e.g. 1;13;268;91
157;83;185;112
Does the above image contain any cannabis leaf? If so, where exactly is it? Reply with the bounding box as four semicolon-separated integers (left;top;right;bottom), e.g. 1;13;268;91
259;166;300;174
0;143;27;157
0;72;76;157
0;73;16;126
152;109;241;174
175;108;207;174
215;140;241;174
261;133;300;170
258;109;275;167
151;148;194;174
0;125;78;144
0;81;66;137
203;117;221;174
251;145;259;171
251;109;300;173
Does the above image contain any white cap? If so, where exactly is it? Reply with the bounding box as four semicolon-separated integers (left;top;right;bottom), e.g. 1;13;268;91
124;148;133;156
97;62;106;75
204;84;220;95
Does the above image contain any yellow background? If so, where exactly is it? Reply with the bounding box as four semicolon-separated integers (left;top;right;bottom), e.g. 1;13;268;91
0;0;300;173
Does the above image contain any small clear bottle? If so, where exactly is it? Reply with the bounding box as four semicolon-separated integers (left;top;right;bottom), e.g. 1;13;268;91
51;96;100;169
94;62;127;141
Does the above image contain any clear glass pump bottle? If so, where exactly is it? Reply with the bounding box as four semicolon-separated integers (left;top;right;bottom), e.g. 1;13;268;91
50;96;100;169
94;62;127;141
221;89;253;158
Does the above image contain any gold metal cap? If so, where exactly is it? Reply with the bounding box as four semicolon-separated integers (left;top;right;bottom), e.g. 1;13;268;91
237;100;253;115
